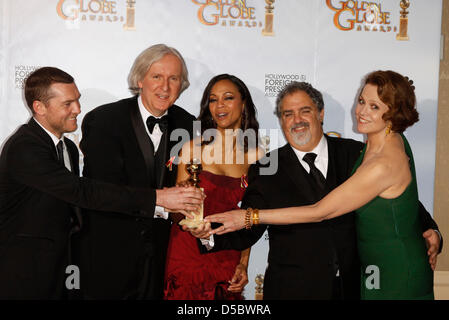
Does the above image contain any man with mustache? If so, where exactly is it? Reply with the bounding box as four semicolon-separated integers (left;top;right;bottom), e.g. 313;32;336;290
197;81;441;299
0;67;202;299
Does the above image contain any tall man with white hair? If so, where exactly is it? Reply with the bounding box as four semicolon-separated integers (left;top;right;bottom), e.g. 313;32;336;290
78;44;196;299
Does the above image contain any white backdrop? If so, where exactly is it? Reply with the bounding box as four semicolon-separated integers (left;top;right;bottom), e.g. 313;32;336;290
0;0;443;299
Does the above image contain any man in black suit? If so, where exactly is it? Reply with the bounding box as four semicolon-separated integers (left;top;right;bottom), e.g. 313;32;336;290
78;44;197;299
200;81;441;299
0;67;202;299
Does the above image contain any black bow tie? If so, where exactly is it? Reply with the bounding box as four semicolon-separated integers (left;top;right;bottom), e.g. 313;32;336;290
146;115;168;134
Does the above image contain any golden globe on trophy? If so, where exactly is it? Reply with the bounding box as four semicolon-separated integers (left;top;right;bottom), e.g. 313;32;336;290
123;0;136;31
262;0;275;36
254;274;264;300
179;160;205;229
261;135;270;154
396;0;410;41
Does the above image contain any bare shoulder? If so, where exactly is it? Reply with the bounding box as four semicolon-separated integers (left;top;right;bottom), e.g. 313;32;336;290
384;134;410;166
357;152;392;182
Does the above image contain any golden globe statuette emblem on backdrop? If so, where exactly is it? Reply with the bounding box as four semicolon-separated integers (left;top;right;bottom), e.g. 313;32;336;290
396;0;410;41
179;160;205;229
123;0;136;30
254;274;264;300
262;0;275;36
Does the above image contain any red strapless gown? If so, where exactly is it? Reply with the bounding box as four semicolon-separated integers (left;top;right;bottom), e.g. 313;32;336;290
164;170;246;300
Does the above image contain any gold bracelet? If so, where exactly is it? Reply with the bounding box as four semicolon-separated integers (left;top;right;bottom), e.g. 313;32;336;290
251;208;260;225
245;208;253;230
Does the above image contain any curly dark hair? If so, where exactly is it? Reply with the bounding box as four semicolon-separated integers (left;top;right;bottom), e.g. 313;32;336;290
197;74;259;151
364;70;419;133
274;81;324;117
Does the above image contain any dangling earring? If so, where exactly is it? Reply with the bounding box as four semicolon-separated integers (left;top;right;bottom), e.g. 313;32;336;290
385;123;392;135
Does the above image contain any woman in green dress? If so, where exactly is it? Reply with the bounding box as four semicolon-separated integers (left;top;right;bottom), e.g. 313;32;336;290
205;70;434;299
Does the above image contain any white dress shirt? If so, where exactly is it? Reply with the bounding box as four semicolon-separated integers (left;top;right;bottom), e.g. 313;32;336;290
137;96;169;220
34;118;71;172
138;95;167;153
291;134;328;178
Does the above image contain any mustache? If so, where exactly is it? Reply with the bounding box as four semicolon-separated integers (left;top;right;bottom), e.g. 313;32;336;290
290;122;309;132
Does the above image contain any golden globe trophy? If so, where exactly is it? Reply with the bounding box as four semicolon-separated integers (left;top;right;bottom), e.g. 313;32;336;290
123;0;136;31
254;274;264;300
262;0;275;36
179;160;204;229
261;135;270;154
396;0;410;41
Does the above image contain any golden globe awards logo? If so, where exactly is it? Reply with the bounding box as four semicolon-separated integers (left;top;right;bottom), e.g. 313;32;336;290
192;0;269;33
56;0;136;30
326;0;399;34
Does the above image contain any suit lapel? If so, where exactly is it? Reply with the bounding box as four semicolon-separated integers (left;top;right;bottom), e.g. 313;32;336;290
163;108;184;186
63;137;83;232
279;144;320;202
324;135;339;191
129;98;156;185
28;118;59;162
154;130;168;189
64;137;77;174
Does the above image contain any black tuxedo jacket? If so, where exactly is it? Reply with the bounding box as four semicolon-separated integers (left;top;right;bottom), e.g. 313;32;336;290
78;96;195;299
210;136;440;300
0;118;156;299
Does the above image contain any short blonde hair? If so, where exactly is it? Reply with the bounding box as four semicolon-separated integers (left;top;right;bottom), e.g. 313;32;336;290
127;44;190;96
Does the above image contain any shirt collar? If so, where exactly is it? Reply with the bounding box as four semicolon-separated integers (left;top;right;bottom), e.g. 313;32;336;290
138;95;168;120
33;117;64;146
291;134;328;161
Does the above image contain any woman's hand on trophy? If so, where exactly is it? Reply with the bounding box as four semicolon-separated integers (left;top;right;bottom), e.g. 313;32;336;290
227;263;249;293
182;221;212;239
156;186;205;218
204;209;246;235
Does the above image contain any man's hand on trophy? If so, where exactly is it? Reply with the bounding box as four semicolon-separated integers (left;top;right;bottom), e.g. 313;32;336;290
176;179;192;188
156;186;205;218
182;221;212;239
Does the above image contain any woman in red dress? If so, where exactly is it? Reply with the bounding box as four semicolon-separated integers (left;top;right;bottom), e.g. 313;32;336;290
164;74;262;300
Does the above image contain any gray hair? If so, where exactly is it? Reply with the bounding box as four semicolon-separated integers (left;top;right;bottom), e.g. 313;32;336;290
274;81;324;117
127;44;190;96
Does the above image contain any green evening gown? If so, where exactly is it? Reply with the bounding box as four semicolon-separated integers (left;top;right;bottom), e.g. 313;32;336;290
352;134;434;300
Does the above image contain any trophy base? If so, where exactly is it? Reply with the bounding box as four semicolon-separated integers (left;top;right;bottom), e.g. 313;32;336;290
262;30;275;36
396;35;409;41
178;186;204;229
179;218;204;229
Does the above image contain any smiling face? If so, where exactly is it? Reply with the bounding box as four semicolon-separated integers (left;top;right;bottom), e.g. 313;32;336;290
33;82;81;139
355;83;390;134
280;90;324;151
138;53;183;116
208;79;245;131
